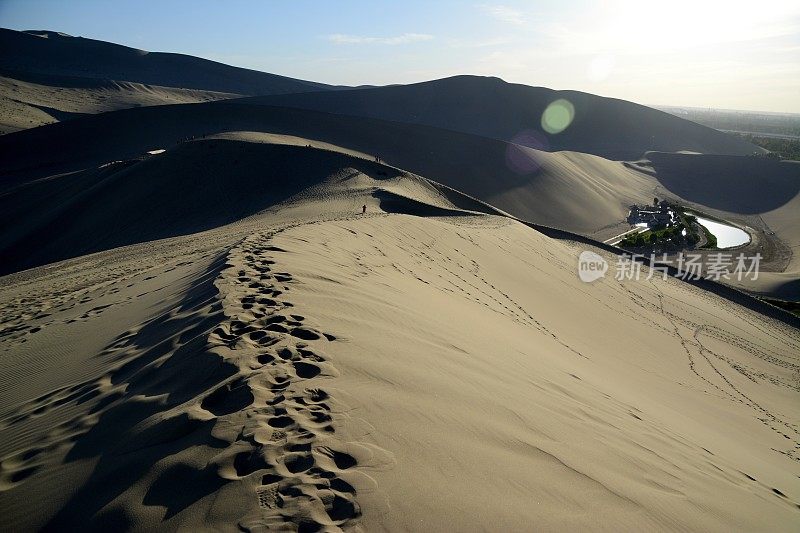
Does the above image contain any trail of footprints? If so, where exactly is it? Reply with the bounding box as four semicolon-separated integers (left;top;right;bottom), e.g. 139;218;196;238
0;232;366;530
650;286;800;469
209;233;363;532
393;231;589;359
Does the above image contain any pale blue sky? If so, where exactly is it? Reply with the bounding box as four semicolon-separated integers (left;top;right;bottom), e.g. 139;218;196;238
2;0;799;112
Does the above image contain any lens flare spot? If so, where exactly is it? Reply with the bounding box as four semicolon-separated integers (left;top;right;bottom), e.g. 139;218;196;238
541;99;575;134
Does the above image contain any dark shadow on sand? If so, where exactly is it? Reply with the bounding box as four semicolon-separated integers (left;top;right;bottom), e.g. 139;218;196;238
43;253;233;530
644;152;800;214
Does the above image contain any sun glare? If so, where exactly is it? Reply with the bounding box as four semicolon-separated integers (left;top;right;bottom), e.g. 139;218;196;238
593;0;799;54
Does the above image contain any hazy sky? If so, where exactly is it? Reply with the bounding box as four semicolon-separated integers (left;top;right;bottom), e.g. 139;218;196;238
2;0;799;112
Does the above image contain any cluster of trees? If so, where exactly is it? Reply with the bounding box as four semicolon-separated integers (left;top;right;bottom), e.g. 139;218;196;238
620;224;697;249
680;214;705;247
739;134;800;161
620;207;705;250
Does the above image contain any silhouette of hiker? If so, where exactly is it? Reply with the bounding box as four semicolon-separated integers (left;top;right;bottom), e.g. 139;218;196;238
362;204;367;214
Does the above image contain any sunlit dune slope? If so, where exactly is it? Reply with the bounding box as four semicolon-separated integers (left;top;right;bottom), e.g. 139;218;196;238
0;169;797;530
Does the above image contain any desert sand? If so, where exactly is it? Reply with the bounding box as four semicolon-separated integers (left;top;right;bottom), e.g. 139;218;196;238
1;101;797;298
0;138;798;531
0;28;343;134
1;27;799;532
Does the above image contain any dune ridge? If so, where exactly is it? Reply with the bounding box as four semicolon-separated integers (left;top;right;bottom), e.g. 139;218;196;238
0;27;345;134
0;167;797;529
0;28;339;96
237;75;762;160
1;108;796;298
0;139;494;275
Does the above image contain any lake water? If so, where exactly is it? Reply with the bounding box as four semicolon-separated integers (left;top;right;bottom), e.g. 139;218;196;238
694;216;750;248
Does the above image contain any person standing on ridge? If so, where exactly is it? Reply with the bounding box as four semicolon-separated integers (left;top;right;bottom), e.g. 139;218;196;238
362;204;367;214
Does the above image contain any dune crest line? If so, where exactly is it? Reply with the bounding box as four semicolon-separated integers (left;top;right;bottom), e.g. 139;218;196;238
214;229;367;531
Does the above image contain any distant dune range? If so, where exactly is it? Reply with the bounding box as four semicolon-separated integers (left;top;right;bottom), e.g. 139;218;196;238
0;29;338;95
0;27;762;159
0;28;344;134
237;76;763;160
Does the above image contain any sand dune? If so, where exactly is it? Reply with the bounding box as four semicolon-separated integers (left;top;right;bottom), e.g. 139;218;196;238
0;105;666;237
0;29;339;95
2;25;799;533
0;29;786;292
0;27;345;134
1;104;796;298
0;104;785;236
236;75;762;160
275;215;800;531
0;70;238;134
0;148;797;530
0;138;496;275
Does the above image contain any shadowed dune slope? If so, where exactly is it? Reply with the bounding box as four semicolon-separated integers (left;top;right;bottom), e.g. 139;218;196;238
0;104;658;237
235;75;762;159
0;104;795;263
639;152;800;214
1;139;472;275
0;28;338;95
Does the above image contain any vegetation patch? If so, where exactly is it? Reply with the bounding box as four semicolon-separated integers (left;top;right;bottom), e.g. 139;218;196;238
737;134;800;161
619;204;703;250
